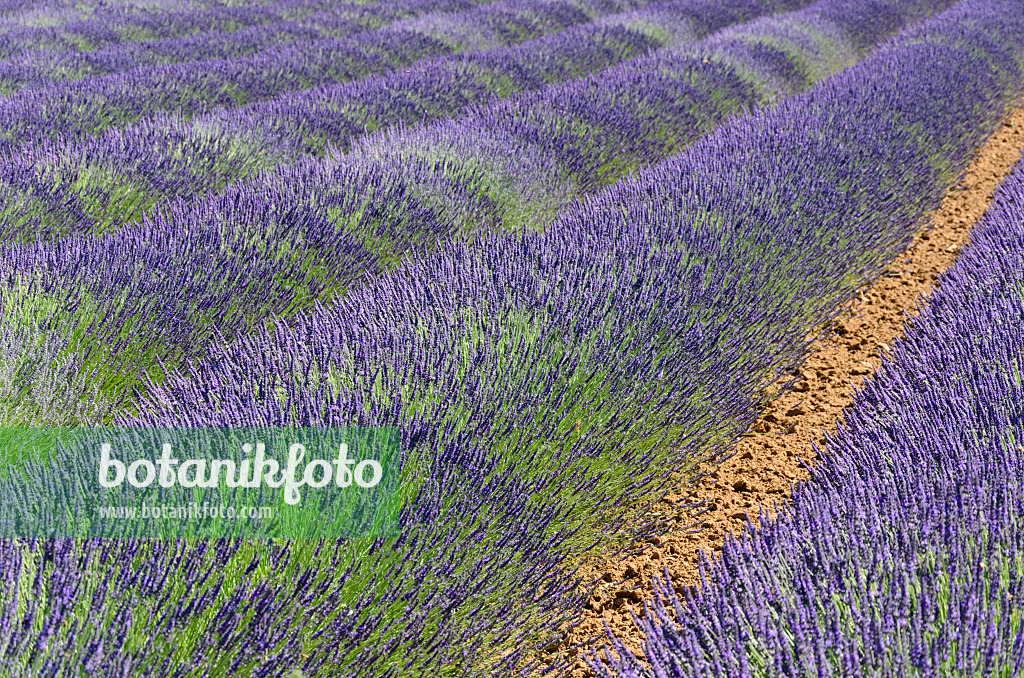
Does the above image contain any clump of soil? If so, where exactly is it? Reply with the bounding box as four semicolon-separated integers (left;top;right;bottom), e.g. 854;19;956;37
542;106;1024;675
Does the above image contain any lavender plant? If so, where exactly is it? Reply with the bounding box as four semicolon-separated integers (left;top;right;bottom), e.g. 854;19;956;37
12;0;1011;675
3;0;1024;676
0;13;370;92
0;0;351;63
5;0;942;249
0;0;959;430
0;0;837;424
0;537;364;677
592;145;1024;678
0;0;771;241
0;0;650;153
0;322;113;426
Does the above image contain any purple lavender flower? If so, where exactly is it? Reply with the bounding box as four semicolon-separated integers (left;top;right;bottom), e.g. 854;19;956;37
594;145;1024;678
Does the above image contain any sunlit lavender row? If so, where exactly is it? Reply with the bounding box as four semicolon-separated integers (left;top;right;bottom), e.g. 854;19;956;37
0;0;946;434
0;0;784;241
0;0;367;61
596;144;1024;678
0;0;660;152
0;0;712;244
1;0;1019;676
0;0;484;91
120;0;1022;672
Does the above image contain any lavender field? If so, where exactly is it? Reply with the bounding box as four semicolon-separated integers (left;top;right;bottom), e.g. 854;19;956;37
1;0;1022;675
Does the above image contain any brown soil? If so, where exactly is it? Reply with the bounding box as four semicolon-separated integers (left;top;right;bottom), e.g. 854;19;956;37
540;104;1024;675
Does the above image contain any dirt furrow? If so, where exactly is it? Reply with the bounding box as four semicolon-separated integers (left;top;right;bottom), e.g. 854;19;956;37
546;102;1024;676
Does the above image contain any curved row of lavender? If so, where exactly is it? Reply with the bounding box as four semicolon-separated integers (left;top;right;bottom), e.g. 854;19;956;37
0;0;641;153
0;0;484;92
131;0;1020;668
0;0;667;93
0;0;348;61
594;148;1024;678
49;0;947;247
1;0;780;240
216;0;731;157
0;0;849;424
3;1;1021;676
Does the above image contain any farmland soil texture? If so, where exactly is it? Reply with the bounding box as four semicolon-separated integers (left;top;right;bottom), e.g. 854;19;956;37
548;101;1024;676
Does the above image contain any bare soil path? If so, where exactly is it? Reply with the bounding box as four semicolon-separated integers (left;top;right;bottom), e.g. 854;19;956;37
542;102;1024;676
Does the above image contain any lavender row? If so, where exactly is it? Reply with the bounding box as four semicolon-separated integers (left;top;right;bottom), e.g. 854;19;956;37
1;0;772;240
0;0;914;419
22;0;937;309
0;0;621;92
208;6;680;158
123;1;1024;673
4;0;1017;675
186;0;947;239
0;0;620;154
238;0;753;156
595;144;1024;678
0;6;424;91
2;0;905;243
0;0;356;58
0;537;369;677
